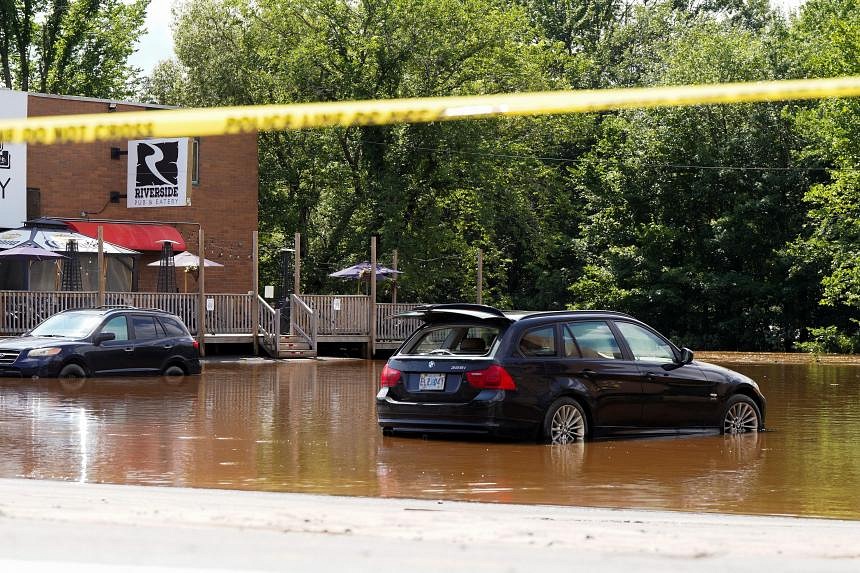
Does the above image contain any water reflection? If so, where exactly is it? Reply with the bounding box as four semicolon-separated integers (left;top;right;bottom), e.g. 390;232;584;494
0;357;858;519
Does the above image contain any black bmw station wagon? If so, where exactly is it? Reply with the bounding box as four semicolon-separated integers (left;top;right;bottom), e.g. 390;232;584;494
377;304;765;443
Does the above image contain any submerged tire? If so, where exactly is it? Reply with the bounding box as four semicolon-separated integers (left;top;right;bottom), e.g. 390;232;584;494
163;365;186;377
58;363;87;379
543;397;588;444
721;395;762;434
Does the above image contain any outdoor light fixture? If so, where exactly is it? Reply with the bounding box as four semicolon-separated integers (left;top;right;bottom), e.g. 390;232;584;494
107;102;117;111
110;147;128;160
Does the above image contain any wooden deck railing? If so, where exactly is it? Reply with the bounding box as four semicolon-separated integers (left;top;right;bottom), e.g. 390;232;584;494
0;290;253;336
298;294;422;341
290;294;318;351
257;295;280;354
301;294;369;336
105;292;198;333
0;291;98;335
0;290;425;351
377;303;422;341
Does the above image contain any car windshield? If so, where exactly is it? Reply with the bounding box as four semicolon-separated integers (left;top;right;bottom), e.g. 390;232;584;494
29;312;104;339
403;325;500;356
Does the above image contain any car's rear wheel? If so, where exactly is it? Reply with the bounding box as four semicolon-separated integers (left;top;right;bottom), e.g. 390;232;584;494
721;395;761;434
543;397;588;444
163;364;186;377
58;364;86;379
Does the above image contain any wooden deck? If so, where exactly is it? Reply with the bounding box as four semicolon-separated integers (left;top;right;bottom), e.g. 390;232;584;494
1;290;423;358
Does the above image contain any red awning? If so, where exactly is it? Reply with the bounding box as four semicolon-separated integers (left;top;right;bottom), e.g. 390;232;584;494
66;222;186;252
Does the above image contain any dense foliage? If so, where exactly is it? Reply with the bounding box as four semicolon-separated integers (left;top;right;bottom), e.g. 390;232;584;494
143;0;860;351
0;0;149;98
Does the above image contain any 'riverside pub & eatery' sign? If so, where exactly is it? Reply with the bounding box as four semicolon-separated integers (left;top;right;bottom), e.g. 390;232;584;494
127;138;191;208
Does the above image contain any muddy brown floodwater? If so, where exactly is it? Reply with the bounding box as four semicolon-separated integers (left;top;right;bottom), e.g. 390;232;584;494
0;354;858;520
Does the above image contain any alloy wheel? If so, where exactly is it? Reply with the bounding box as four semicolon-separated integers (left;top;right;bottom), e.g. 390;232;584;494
550;404;586;444
723;402;759;434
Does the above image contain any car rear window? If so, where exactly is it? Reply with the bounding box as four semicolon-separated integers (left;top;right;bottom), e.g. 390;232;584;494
404;325;499;356
159;316;188;337
519;326;557;357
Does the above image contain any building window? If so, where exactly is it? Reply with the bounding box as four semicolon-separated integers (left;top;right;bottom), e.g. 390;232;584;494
192;137;200;186
27;187;41;220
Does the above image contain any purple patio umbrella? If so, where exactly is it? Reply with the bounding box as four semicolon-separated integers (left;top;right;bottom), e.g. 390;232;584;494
0;242;66;261
329;261;402;281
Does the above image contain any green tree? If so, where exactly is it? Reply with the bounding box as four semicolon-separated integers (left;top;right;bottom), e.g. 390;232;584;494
565;5;815;349
155;0;573;305
0;0;148;98
784;0;860;340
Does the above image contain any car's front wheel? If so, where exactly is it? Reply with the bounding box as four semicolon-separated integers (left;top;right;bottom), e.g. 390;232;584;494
58;363;87;379
721;395;762;434
543;397;588;444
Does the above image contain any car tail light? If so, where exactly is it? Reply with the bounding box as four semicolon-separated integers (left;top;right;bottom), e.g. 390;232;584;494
466;365;516;390
380;364;402;387
193;340;200;351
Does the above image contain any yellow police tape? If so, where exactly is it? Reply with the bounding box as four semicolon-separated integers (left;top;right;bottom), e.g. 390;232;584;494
2;76;860;145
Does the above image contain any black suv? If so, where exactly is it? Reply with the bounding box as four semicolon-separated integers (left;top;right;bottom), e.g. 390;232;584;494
377;304;765;443
0;307;202;379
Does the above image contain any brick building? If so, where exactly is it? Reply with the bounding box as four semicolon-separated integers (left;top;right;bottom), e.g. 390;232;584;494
0;89;258;294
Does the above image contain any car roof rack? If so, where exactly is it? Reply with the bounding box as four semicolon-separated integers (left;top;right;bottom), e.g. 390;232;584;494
98;305;175;314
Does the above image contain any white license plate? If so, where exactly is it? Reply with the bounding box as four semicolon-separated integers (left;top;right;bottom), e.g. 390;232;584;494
418;373;446;391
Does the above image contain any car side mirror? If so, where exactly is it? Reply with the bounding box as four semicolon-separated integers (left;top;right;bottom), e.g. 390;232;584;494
679;347;694;365
94;332;115;346
662;347;694;370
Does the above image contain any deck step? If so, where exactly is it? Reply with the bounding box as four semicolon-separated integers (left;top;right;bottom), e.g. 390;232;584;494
277;349;317;359
279;335;307;344
278;341;311;351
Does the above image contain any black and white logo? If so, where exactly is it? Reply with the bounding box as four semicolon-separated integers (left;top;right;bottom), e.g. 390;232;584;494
0;143;10;170
127;138;189;208
135;141;179;186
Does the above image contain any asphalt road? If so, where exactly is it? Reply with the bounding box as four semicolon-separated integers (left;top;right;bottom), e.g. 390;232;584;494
0;478;857;572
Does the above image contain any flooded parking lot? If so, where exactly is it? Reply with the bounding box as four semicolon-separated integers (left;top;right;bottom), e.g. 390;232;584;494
0;356;858;519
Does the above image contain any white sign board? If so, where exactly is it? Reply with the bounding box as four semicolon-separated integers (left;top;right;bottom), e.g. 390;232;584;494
206;298;215;312
264;285;275;299
127;138;190;208
332;298;342;311
0;90;27;229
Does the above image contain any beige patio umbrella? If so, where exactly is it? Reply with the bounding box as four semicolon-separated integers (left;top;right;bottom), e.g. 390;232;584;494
148;251;224;292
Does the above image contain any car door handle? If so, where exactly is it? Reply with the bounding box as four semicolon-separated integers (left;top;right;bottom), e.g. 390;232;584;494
645;371;666;381
124;347;134;352
163;345;174;349
576;369;596;378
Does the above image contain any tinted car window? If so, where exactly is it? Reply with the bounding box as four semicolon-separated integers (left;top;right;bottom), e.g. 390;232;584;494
616;321;675;362
567;321;621;359
519;326;556;357
563;325;581;357
131;316;159;340
101;315;129;341
406;325;501;356
160;316;188;337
